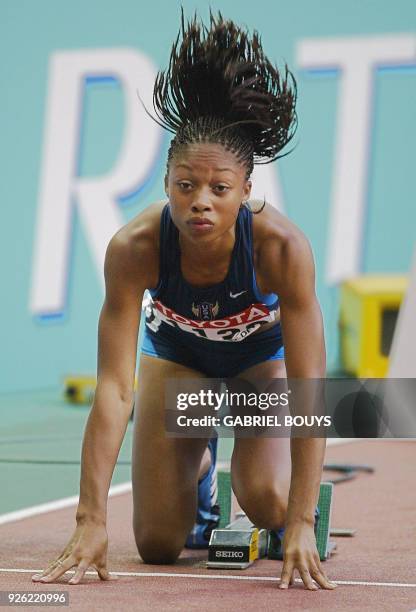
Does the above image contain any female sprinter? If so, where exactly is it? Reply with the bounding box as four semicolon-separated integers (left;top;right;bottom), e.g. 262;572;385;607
32;13;336;591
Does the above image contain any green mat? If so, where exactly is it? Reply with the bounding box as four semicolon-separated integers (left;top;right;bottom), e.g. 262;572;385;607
316;482;334;560
217;470;232;528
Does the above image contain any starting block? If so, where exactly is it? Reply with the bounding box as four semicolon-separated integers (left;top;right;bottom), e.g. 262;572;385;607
63;375;138;405
208;479;335;569
207;515;268;569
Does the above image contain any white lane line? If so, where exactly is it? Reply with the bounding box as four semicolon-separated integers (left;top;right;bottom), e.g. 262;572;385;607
0;482;132;526
0;568;415;588
326;438;356;446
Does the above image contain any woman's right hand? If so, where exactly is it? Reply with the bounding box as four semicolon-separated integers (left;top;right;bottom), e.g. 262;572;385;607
31;521;116;585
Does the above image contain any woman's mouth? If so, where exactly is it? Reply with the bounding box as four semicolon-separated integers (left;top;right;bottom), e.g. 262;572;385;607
187;217;214;232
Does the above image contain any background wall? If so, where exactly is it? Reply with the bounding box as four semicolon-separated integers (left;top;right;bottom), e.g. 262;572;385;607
2;0;416;393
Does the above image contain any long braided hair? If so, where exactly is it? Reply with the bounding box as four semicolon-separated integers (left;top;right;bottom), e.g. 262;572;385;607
149;11;297;209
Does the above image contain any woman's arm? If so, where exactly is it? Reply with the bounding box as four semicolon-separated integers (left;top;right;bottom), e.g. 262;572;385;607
76;230;151;525
276;232;326;526
259;220;336;590
33;222;156;585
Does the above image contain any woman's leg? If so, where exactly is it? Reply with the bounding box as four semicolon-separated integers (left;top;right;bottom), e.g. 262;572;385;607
231;359;292;530
132;354;211;564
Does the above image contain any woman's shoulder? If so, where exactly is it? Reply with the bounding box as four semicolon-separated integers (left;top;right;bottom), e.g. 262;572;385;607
249;200;313;293
106;200;167;286
249;199;306;248
117;199;167;246
109;200;166;255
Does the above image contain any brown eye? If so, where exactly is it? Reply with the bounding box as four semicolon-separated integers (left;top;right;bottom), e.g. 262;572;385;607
178;181;192;190
215;185;229;193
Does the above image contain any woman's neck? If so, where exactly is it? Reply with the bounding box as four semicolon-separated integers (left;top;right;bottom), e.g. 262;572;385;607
177;226;236;288
178;226;236;271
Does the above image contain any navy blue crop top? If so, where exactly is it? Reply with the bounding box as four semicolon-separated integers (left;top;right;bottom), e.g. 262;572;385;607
143;203;280;343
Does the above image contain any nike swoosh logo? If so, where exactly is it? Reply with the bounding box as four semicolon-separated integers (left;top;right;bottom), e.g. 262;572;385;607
229;290;247;298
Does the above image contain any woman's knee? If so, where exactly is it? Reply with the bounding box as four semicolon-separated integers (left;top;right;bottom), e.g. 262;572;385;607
134;527;184;565
235;482;288;529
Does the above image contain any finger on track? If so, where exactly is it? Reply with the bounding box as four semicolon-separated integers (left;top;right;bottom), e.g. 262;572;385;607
68;560;92;585
39;556;77;583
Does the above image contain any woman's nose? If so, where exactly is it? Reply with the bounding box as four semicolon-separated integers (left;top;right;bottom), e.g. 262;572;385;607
191;190;213;211
191;201;212;212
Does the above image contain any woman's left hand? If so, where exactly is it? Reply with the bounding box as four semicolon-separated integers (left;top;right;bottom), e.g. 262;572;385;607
279;522;337;590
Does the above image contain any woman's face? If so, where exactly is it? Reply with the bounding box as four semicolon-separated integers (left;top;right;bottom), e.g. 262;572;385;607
165;142;251;244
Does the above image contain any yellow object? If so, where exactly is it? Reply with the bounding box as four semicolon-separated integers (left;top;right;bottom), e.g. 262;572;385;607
64;375;138;404
339;275;408;377
249;528;259;563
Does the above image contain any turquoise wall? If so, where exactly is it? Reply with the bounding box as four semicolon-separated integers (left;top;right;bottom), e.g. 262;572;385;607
2;0;416;392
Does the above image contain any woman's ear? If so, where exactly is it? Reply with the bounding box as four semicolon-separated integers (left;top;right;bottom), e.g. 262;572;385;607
243;179;252;202
164;174;169;197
